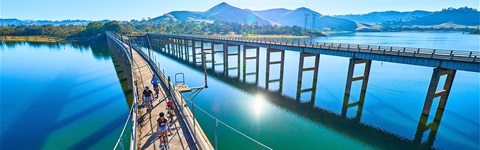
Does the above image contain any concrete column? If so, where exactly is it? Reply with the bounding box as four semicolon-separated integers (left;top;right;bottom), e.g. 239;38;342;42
185;39;189;61
344;58;372;98
200;41;204;67
211;43;216;70
237;45;241;78
279;50;285;92
422;67;456;116
361;60;372;92
255;47;260;85
223;44;228;75
296;53;305;100
266;48;286;92
192;41;197;64
265;49;272;90
344;58;356;96
242;45;247;83
167;38;171;54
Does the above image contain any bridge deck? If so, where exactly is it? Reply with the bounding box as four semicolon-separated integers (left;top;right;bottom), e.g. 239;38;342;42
149;33;480;72
130;44;196;150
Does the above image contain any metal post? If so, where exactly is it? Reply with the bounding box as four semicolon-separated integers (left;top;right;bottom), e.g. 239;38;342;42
203;50;208;88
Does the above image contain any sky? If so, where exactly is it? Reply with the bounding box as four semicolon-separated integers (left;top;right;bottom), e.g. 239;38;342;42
1;0;479;21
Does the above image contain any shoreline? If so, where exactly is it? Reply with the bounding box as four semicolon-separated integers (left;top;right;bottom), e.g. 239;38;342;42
0;36;63;43
0;35;107;43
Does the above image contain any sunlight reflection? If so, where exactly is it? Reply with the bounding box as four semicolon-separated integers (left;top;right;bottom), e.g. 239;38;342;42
253;94;266;118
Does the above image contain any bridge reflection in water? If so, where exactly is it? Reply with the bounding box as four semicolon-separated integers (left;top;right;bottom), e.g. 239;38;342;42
126;34;478;149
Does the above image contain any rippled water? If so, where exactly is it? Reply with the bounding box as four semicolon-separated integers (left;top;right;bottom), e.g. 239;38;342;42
0;42;130;149
145;32;479;149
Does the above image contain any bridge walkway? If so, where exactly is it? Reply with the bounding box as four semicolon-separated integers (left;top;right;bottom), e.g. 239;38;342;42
129;43;196;150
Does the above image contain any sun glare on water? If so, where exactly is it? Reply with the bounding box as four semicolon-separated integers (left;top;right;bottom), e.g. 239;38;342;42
253;94;266;118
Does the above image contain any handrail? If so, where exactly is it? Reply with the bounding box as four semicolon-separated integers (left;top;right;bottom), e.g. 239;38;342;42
150;33;479;63
107;32;139;150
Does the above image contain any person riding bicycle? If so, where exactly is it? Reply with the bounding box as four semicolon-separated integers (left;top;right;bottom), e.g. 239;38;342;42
151;74;160;98
143;86;154;111
157;112;170;148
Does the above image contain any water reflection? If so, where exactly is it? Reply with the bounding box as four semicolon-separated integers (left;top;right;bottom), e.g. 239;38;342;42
152;43;446;149
0;41;111;60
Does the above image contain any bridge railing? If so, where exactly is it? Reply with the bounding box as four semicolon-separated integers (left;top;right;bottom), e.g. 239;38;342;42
153;33;479;63
107;32;138;150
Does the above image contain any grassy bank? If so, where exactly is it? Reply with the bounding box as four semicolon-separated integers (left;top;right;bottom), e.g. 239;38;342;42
0;36;63;42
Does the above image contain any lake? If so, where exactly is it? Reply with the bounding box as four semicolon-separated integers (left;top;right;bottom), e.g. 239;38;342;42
0;42;130;149
0;32;478;150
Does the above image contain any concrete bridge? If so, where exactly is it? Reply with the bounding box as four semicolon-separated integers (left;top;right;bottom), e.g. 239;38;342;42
146;33;479;119
140;33;479;149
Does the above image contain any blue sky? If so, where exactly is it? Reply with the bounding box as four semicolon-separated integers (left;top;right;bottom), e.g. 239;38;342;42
1;0;479;21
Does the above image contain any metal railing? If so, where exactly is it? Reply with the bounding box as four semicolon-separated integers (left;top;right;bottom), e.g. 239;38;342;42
151;33;479;63
129;40;273;149
107;32;139;150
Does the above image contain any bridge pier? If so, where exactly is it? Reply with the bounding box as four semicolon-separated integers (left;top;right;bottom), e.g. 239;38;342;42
265;48;285;92
181;39;187;60
342;58;371;119
296;52;320;101
224;44;241;77
199;41;214;68
192;41;198;64
422;67;456;116
243;46;260;84
167;38;172;54
176;38;180;57
184;39;190;61
213;43;226;72
172;38;176;56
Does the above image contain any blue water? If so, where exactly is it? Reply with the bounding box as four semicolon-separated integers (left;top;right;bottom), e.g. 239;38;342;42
146;32;479;149
0;32;477;150
0;42;130;149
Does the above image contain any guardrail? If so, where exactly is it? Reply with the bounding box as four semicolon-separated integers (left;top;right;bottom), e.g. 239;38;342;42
107;32;139;150
151;33;479;63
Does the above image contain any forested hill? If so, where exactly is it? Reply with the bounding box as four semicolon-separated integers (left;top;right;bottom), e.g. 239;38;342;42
335;11;432;24
382;7;480;27
150;2;358;31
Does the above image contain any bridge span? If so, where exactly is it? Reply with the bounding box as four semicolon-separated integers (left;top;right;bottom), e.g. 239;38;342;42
144;33;478;129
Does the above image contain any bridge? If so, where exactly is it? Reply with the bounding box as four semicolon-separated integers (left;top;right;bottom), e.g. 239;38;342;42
107;32;478;149
139;33;479;149
145;33;479;119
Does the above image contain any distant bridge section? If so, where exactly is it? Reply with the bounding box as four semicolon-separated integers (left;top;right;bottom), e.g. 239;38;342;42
148;33;479;72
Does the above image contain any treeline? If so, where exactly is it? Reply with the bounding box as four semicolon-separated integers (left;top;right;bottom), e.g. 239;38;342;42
0;21;133;39
132;20;324;37
1;20;324;41
381;26;473;32
470;27;480;34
